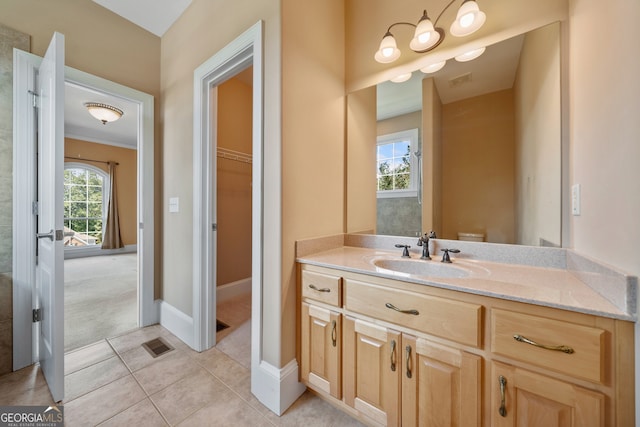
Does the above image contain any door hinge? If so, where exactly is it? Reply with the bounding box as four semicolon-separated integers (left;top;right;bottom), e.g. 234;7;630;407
32;201;39;215
32;308;42;323
212;223;217;231
28;90;40;108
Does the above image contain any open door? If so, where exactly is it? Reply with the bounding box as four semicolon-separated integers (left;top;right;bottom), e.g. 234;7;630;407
35;32;65;403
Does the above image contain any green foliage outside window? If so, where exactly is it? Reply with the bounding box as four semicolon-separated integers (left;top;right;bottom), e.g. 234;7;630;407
377;141;411;191
64;168;104;245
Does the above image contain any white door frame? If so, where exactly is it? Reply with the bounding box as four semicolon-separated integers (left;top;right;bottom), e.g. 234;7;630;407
192;21;262;352
12;49;156;370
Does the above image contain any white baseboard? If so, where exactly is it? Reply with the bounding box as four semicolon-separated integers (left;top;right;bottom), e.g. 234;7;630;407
252;358;306;415
159;301;194;349
217;277;251;303
64;244;137;259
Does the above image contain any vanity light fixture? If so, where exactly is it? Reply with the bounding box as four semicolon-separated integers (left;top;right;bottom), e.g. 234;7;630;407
390;72;412;83
374;0;486;64
454;46;486;62
84;102;123;125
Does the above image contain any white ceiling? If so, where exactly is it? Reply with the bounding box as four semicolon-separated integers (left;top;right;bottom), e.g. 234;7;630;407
65;1;191;149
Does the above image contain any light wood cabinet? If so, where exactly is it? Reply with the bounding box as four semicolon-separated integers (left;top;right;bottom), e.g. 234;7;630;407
402;335;482;427
297;263;634;426
343;316;401;426
491;361;605;427
300;302;341;398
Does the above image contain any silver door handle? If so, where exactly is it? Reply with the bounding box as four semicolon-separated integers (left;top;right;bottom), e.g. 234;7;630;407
36;229;63;241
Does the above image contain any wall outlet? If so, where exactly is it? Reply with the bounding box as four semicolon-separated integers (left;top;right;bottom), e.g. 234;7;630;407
571;184;581;216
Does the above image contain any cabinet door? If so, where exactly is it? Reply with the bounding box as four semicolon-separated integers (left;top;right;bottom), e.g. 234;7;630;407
402;335;482;427
491;361;605;427
344;316;400;427
300;302;341;398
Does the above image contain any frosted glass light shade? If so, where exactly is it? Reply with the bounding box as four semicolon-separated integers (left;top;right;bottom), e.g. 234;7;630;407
375;33;401;63
450;0;486;37
85;102;123;125
409;12;440;52
390;72;412;83
455;46;486;62
420;60;446;74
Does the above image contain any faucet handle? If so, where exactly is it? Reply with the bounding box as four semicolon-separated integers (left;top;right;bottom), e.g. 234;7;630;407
428;230;437;239
394;244;411;258
441;248;460;263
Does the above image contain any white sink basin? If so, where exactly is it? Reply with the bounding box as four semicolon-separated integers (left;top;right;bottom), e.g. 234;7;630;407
372;258;470;279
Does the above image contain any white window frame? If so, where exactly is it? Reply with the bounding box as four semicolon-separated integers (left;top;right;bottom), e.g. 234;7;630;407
376;128;419;198
63;162;110;251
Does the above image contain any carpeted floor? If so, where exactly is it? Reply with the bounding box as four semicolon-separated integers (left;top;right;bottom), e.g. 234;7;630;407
64;253;137;352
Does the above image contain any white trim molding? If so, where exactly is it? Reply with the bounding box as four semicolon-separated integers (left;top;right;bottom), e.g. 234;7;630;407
216;278;251;304
252;359;307;416
64;244;137;260
159;301;194;349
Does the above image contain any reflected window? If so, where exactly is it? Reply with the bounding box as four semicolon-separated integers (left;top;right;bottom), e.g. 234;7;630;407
63;163;109;247
376;128;419;198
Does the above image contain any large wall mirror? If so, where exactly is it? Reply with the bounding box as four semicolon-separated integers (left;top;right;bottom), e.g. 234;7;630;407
347;21;562;247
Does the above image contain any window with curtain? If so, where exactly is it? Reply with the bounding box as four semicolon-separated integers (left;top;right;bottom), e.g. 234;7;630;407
63;163;109;247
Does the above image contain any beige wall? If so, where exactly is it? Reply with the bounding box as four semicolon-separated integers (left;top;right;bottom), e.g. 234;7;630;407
441;89;515;243
346;86;377;233
160;0;282;365
216;77;252;286
64;139;138;246
282;0;345;365
422;78;443;235
514;23;561;246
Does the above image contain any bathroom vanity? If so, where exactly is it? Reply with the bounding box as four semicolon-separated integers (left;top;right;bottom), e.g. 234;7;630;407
296;236;636;427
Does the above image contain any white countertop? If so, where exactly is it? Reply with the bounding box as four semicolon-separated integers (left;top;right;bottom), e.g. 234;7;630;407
297;246;634;321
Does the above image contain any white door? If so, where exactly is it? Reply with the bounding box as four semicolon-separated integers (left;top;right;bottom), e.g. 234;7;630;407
35;32;65;403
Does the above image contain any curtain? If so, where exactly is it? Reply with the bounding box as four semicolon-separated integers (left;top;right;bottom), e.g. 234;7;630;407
102;161;124;249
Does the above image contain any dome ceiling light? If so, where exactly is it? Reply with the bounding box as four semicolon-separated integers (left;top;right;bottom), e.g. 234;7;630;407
84;102;124;125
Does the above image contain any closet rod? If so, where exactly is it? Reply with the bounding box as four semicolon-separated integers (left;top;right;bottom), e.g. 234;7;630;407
65;156;119;165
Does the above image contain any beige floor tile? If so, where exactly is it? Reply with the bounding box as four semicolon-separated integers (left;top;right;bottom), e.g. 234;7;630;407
150;370;228;425
64;356;130;402
133;351;203;395
119;342;177;373
107;324;170;355
216;319;251;369
65;340;116;375
97;398;168;427
64;375;146;426
177;391;271;427
0;365;54;406
265;391;366;427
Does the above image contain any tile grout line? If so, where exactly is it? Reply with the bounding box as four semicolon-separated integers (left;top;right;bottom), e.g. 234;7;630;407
105;335;173;426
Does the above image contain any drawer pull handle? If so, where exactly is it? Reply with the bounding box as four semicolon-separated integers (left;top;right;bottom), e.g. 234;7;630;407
385;303;419;315
513;334;575;354
308;284;331;293
405;345;412;379
498;375;507;417
390;340;397;372
331;320;337;347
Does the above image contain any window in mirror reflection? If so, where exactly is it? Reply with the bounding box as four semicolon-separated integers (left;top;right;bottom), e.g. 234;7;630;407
376;128;419;198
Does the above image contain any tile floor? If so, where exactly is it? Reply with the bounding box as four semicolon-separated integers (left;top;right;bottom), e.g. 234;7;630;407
0;294;365;426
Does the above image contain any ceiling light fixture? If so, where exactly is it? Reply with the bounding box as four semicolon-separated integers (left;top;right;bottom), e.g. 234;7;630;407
84;102;123;125
420;60;447;74
374;0;486;64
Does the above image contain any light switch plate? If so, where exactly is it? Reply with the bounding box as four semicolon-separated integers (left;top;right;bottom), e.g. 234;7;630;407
571;184;580;216
169;197;179;213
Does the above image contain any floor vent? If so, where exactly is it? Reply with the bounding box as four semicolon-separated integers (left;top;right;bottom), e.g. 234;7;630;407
216;320;230;332
141;337;174;358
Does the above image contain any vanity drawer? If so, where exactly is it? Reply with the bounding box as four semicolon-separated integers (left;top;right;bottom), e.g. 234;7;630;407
301;270;342;307
491;309;605;383
344;279;482;347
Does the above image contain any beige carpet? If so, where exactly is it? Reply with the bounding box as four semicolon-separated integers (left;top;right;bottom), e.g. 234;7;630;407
64;253;137;352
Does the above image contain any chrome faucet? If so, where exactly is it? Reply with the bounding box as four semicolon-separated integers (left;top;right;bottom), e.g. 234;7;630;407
417;230;437;260
441;248;460;263
394;244;411;258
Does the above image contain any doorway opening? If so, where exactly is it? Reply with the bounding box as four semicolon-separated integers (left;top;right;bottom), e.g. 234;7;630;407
213;67;253;368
